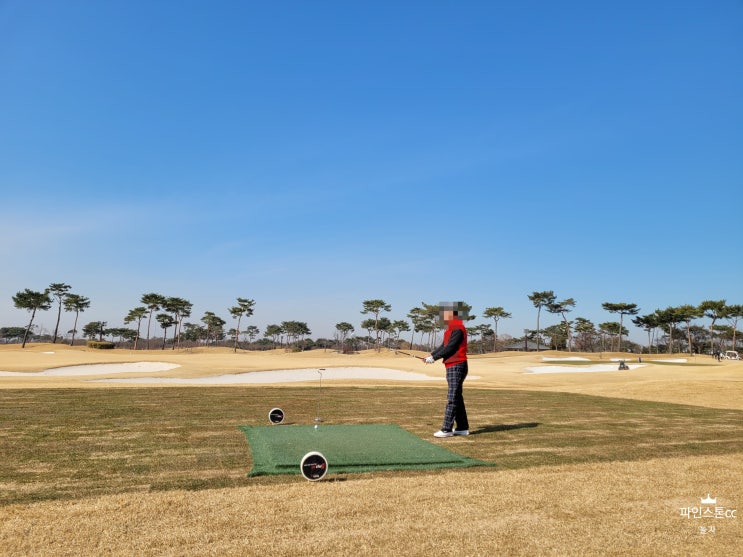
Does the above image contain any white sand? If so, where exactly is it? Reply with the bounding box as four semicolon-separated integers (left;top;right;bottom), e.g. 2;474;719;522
0;362;181;377
1;358;665;382
525;364;646;374
542;357;590;361
90;367;447;384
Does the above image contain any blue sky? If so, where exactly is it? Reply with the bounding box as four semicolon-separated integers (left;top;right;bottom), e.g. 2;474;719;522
1;1;741;343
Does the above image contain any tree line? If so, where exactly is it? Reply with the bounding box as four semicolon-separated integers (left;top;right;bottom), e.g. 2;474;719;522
6;284;742;355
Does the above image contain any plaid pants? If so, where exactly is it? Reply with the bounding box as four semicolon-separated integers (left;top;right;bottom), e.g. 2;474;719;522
442;362;469;432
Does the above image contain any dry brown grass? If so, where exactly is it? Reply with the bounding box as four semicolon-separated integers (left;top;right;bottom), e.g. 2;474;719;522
1;456;740;556
1;344;741;555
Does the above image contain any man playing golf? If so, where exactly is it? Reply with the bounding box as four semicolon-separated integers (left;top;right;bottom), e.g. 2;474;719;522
425;302;469;438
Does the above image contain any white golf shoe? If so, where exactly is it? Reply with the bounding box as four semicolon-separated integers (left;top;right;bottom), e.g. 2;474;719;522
433;430;453;438
453;429;470;436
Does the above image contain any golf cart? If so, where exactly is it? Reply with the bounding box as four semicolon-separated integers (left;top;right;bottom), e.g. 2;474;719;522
724;351;740;360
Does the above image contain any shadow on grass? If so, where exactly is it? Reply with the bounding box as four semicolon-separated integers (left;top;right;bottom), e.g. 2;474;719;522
470;423;540;435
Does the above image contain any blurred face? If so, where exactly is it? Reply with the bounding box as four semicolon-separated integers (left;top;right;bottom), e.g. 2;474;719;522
438;302;466;325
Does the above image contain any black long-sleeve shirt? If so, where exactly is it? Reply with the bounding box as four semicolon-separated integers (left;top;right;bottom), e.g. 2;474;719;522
431;328;464;361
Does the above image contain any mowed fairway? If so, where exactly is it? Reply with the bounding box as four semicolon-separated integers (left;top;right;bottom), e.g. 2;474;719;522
1;345;741;556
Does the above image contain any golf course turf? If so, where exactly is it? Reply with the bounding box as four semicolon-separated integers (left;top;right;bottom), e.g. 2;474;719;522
2;386;741;505
1;347;741;555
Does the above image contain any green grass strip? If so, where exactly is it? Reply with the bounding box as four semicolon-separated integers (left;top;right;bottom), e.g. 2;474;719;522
239;424;493;476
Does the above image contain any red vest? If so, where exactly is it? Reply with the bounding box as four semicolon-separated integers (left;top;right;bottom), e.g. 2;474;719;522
443;319;467;367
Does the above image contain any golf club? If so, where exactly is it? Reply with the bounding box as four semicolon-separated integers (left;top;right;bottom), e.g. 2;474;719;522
314;368;325;428
394;349;426;361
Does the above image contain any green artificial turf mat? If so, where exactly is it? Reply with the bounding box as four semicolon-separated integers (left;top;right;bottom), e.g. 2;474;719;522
239;424;494;477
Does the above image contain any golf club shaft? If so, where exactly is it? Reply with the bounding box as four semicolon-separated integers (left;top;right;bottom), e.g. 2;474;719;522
396;350;425;361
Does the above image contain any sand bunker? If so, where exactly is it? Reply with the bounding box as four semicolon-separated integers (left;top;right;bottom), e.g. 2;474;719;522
91;367;446;384
0;362;181;377
525;364;646;374
0;361;476;384
3;355;690;382
0;357;654;382
528;355;680;374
